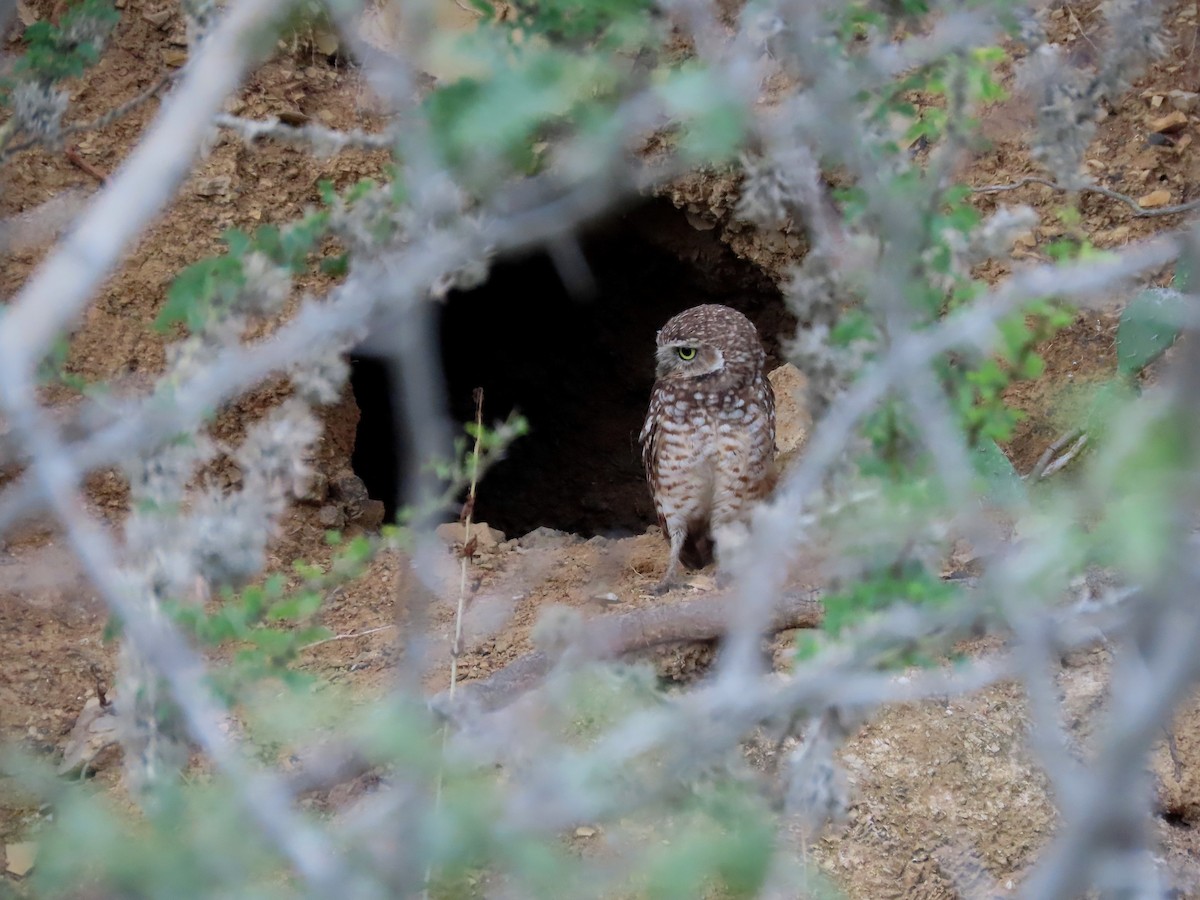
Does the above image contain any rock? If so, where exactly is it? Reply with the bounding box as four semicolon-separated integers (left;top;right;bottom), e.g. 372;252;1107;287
435;522;465;545
5;842;36;878
574;826;597;838
331;471;369;519
516;526;579;550
1149;110;1189;134
297;471;328;504
1169;90;1200;113
192;176;232;199
354;499;386;531
317;505;345;529
57;697;119;776
161;48;187;67
278;110;309;127
1138;189;1173;208
141;7;172;27
768;363;812;461
311;25;340;57
435;521;506;549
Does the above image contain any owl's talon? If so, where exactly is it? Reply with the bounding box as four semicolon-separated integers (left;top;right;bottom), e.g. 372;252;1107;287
652;577;682;595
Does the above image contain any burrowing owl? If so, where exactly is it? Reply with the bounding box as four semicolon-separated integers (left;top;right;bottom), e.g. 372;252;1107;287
639;304;776;592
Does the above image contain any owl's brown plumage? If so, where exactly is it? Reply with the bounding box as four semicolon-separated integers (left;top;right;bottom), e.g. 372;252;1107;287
639;304;776;592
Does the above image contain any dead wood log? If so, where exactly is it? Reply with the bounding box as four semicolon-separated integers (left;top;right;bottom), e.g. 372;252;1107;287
437;588;824;714
287;589;822;796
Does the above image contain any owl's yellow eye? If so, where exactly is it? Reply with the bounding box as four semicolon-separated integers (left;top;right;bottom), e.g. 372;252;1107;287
677;347;697;361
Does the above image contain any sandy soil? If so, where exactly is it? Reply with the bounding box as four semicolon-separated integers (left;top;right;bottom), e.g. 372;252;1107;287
3;0;1200;896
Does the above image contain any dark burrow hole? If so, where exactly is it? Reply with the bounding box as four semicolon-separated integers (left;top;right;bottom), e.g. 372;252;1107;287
1159;806;1194;829
349;197;793;539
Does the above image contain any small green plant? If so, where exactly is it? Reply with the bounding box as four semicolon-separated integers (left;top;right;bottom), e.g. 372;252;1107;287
140;413;526;702
155;206;335;334
0;0;118;156
10;0;119;85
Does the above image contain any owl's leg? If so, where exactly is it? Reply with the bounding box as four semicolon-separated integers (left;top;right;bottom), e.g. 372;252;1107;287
711;521;750;589
652;524;687;595
710;493;751;588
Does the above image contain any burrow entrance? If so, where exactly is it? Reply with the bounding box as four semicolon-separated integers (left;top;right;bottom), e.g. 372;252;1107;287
350;198;792;539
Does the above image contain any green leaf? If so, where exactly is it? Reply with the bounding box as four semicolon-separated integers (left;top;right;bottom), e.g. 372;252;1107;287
1092;412;1187;580
267;590;323;622
247;628;295;657
15;0;117;83
154;256;244;333
657;67;745;162
1117;288;1184;377
295;625;331;645
320;253;349;276
223;228;252;257
971;439;1026;504
293;560;324;580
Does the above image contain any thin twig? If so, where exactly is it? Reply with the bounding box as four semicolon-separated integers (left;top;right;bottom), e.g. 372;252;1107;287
214;113;398;152
972;175;1200;219
1040;432;1089;479
1064;3;1100;55
64;145;108;184
299;623;396;651
426;387;486;894
452;387;486;684
0;72;176;162
1025;428;1088;480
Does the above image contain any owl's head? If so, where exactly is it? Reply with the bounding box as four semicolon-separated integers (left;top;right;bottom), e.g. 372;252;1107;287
653;304;764;384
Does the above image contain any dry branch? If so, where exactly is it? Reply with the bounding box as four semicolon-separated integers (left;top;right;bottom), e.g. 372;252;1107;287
972;175;1200;219
438;588;824;714
286;589;823;797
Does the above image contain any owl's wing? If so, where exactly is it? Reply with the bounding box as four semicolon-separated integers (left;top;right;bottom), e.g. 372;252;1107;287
638;405;657;479
638;396;669;536
756;375;780;498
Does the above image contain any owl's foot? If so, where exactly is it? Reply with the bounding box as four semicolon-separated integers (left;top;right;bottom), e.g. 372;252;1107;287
651;576;685;596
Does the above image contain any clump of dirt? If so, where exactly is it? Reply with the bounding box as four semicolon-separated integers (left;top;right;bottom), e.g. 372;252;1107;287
660;167;810;281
